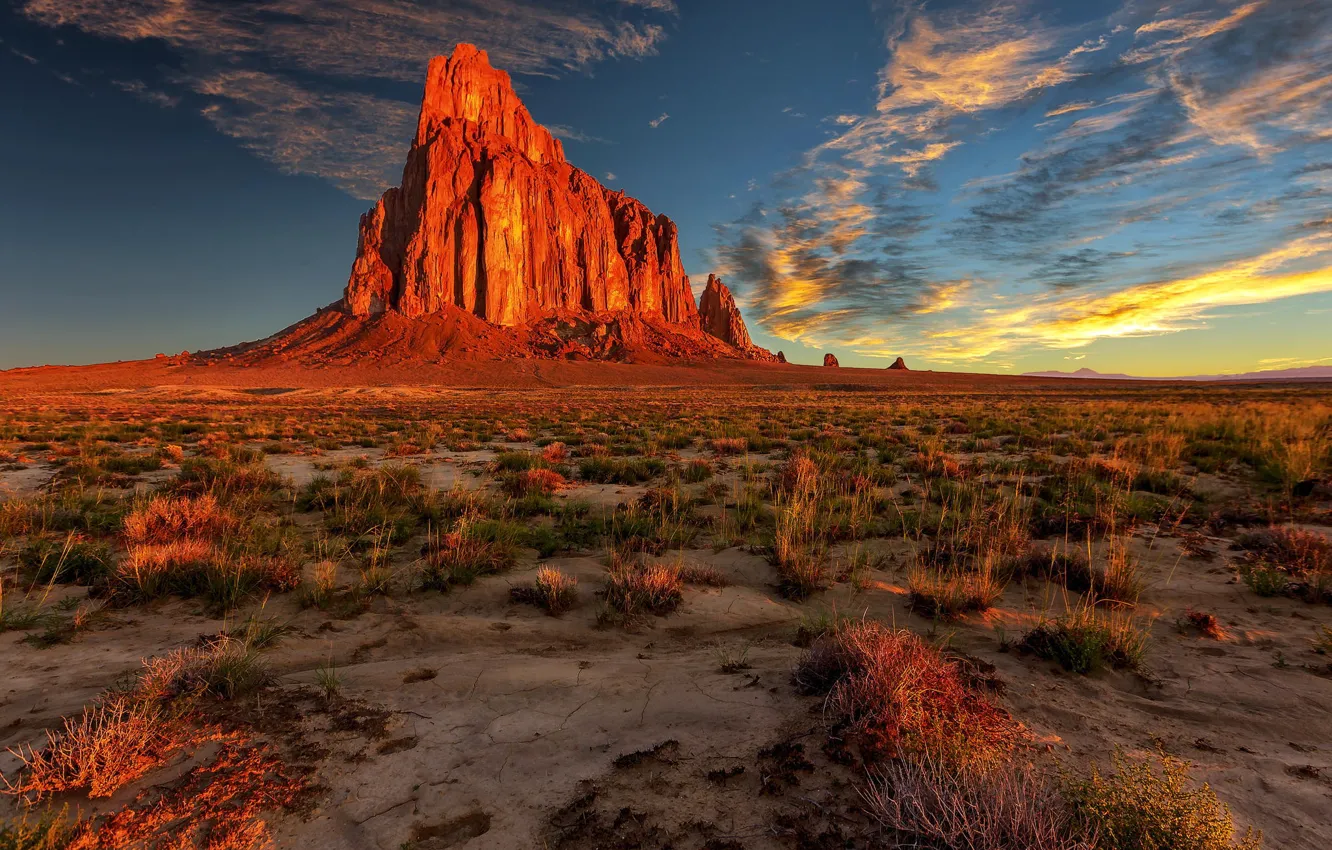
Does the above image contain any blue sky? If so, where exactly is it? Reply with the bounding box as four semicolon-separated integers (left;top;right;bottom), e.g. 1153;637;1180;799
2;0;1330;374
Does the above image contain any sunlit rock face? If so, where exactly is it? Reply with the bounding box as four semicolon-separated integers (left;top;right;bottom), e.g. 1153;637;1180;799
824;353;840;367
344;44;698;327
698;275;754;349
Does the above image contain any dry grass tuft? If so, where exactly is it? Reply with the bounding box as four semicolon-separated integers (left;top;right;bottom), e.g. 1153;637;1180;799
907;558;1005;621
4;696;176;801
123;494;237;545
602;553;683;619
795;621;1024;767
511;565;579;615
502;467;566;498
1020;602;1149;674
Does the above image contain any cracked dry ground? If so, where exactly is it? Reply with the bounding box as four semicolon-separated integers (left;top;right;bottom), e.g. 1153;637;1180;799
4;536;1332;849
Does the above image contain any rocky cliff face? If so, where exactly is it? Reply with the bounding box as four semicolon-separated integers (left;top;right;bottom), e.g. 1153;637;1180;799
824;353;840;367
344;44;699;329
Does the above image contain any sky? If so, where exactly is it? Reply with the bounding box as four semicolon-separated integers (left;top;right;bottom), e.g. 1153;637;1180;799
1;0;1330;375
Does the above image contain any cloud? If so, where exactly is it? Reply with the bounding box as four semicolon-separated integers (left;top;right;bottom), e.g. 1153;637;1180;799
547;124;611;144
717;1;1089;345
924;235;1332;359
604;171;617;182
713;0;1332;370
20;0;675;197
649;112;669;128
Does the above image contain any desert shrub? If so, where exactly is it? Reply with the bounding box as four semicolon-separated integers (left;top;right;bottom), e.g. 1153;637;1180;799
58;448;162;486
418;520;517;591
305;463;424;542
1067;750;1261;850
1022;542;1140;603
1237;527;1329;572
541;442;569;462
122;493;237;544
768;487;831;600
779;451;821;496
708;437;747;455
1096;535;1143;604
601;554;683;618
794;621;1023;767
1020;604;1149;674
1235;527;1330;603
1238;563;1289;597
510;566;578;615
493;451;547;472
169;456;281;499
864;756;1093;850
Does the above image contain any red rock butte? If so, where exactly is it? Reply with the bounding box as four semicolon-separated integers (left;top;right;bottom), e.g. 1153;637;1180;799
218;44;775;366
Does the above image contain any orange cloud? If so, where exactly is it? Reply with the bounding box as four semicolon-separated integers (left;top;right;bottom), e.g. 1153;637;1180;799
923;236;1332;360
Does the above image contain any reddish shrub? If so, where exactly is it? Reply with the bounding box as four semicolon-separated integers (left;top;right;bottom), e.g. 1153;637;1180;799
503;467;566;498
795;621;1023;767
123;494;237;545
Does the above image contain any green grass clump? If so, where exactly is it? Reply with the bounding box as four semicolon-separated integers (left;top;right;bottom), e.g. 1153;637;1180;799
20;537;113;585
578;456;665;485
1020;603;1149;674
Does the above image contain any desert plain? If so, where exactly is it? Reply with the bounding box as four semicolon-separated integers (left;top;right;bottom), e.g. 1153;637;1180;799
0;362;1329;849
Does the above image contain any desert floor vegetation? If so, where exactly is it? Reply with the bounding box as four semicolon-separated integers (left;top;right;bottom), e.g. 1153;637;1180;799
1;384;1328;847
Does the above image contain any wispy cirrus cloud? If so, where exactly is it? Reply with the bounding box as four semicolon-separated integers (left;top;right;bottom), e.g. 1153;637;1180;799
717;0;1332;366
20;0;675;197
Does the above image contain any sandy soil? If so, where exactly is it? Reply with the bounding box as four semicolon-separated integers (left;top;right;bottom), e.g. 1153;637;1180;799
2;466;1329;847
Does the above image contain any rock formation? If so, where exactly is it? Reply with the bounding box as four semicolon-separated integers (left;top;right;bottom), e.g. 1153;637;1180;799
344;44;699;328
211;44;775;366
698;275;749;346
888;357;908;370
824;353;840;367
776;351;787;363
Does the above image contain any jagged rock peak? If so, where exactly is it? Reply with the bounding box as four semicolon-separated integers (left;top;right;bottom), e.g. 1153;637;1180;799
417;44;564;164
698;275;754;349
888;357;909;370
342;43;699;329
824;353;840;367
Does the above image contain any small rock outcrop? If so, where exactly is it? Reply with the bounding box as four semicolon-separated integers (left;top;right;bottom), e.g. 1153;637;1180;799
824;353;840;367
888;357;909;370
776;351;787;363
699;275;760;350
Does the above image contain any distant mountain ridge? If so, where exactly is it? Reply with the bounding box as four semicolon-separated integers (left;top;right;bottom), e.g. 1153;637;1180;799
1022;365;1332;382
